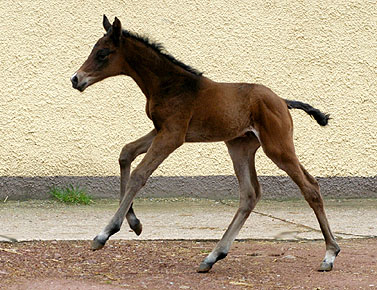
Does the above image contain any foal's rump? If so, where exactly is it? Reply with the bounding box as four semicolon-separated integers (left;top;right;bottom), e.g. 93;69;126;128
247;83;329;129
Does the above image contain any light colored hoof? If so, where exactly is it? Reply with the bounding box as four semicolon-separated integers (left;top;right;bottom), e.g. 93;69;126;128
197;262;212;273
91;237;105;251
318;261;333;272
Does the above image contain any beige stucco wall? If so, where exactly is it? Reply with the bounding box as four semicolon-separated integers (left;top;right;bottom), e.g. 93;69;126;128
0;0;376;179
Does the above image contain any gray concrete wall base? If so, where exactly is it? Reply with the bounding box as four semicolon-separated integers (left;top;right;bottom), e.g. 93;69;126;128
1;176;376;200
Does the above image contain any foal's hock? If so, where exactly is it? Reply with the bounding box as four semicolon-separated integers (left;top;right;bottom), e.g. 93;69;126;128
71;15;339;273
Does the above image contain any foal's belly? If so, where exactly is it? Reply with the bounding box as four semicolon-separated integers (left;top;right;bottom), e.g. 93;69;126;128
185;114;252;142
185;80;254;142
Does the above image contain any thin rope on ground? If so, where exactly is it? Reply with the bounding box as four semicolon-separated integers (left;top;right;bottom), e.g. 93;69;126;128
219;200;377;239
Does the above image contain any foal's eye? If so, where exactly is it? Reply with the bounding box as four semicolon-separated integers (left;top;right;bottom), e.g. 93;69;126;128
95;49;111;61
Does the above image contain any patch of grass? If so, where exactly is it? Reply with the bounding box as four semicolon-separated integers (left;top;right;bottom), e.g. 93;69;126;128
49;185;93;205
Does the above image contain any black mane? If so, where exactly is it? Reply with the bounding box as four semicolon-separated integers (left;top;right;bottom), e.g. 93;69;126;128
122;30;203;77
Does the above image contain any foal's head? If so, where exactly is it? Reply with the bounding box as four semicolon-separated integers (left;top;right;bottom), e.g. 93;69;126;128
71;15;126;92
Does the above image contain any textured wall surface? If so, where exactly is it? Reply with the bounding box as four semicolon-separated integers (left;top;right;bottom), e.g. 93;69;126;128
0;1;376;197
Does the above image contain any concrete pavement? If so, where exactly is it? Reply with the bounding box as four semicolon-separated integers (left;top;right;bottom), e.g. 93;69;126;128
0;198;376;242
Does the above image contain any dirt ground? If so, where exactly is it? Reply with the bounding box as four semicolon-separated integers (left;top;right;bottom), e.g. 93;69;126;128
0;238;376;290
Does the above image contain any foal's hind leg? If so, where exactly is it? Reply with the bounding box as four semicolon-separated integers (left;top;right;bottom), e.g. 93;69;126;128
258;120;340;271
119;129;156;235
198;135;261;272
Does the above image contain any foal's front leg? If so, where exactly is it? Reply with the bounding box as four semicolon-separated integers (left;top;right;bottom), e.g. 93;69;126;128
92;130;184;250
119;130;156;235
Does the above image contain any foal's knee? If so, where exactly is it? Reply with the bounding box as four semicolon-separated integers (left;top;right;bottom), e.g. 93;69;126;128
128;170;147;191
119;144;136;167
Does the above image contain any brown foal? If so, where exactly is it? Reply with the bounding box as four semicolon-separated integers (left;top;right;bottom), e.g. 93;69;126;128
71;16;340;273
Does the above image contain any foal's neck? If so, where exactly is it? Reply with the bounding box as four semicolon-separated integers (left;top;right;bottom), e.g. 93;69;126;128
122;36;201;99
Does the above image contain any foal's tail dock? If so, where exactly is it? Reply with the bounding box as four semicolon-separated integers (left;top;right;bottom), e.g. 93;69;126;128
285;99;330;126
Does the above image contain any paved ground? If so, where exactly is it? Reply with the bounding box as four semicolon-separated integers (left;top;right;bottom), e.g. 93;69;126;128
1;198;376;242
1;198;377;289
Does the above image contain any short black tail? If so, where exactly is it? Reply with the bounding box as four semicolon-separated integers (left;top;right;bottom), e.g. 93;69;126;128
285;99;330;126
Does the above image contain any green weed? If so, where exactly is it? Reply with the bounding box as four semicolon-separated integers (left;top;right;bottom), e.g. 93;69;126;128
49;185;93;205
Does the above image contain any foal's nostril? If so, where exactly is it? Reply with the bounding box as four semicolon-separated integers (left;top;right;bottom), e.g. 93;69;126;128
71;74;78;88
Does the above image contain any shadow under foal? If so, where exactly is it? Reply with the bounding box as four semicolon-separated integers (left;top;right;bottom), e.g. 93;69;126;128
71;16;340;273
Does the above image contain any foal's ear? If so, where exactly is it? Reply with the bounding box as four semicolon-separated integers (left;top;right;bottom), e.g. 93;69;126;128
103;15;111;32
111;17;122;44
